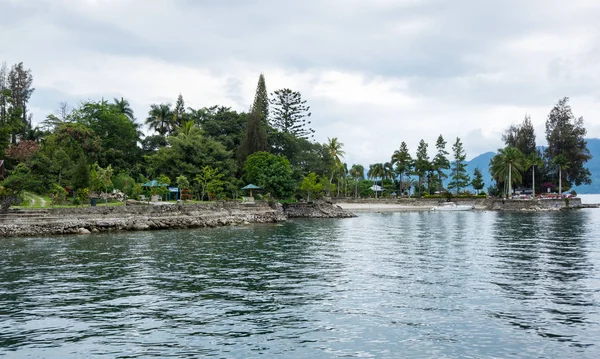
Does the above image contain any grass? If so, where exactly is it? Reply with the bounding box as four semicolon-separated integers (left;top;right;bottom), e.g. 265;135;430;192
13;192;126;209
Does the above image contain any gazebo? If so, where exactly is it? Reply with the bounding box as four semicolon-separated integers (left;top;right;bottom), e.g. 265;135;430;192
241;183;261;198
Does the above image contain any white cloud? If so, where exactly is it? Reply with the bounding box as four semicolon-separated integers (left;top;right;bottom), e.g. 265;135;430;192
1;0;599;168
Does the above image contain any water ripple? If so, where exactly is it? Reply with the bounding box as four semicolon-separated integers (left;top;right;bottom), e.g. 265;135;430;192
1;210;600;358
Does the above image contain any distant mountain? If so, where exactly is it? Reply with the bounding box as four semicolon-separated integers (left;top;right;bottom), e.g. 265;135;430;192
572;138;600;194
461;138;600;194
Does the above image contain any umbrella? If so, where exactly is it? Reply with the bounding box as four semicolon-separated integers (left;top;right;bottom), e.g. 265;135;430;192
241;184;261;197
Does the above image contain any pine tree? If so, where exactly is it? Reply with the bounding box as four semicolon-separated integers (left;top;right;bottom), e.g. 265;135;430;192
252;73;269;123
269;88;314;139
391;141;412;196
432;135;450;190
7;62;34;141
502;115;536;156
448;137;470;194
239;75;269;162
471;168;485;194
545;97;592;187
414;139;430;197
173;93;186;128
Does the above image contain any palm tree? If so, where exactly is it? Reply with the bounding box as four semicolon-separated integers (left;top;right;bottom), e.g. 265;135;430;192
490;146;525;198
146;104;174;136
349;164;364;198
326;138;345;195
368;163;385;199
391;144;412;197
525;153;543;197
552;154;570;195
113;97;135;121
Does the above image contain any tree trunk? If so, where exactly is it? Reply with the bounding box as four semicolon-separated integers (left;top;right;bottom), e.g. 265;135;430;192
508;164;512;199
559;167;562;195
532;166;535;198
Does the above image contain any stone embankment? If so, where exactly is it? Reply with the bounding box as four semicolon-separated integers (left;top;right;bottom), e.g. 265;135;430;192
0;201;354;238
334;197;585;212
283;201;357;218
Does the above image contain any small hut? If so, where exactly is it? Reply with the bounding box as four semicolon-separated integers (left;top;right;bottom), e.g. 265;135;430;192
241;184;261;202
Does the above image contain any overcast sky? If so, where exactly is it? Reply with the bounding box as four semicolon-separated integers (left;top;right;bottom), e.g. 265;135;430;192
2;0;599;165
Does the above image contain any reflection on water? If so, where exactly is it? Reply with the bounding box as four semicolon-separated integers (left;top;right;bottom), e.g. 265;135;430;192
1;210;600;358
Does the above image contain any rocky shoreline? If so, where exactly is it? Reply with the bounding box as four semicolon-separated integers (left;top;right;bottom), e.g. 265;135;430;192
0;201;355;238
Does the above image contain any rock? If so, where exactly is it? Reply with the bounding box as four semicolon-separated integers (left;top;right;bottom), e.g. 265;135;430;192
78;228;91;234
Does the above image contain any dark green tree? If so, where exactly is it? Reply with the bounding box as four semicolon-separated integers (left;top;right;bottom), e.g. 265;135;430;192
71;156;90;191
414;139;430;197
113;97;135;121
391;141;412;196
146;123;235;183
146;103;174;136
503;115;537;156
72;101;141;172
489;146;525;197
545;97;592;187
243;151;295;198
0;163;35;211
239;75;270;162
239;110;268;162
432;135;450;190
471;168;485;194
269;88;314;140
173;93;186;128
7;62;35;141
448;137;470;194
252;73;269;122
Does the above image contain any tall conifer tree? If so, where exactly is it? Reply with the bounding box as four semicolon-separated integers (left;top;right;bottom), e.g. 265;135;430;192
544;97;592;187
448;137;470;194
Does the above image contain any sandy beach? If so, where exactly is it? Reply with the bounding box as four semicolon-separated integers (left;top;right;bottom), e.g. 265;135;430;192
336;202;433;212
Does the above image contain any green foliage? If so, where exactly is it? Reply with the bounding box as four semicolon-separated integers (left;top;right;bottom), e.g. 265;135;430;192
471;168;485;192
358;180;374;197
545;97;592;187
243;152;295;199
146;103;174;136
269;88;314;140
299;172;323;201
72;101;141;172
72;156;90;191
239;110;268;162
176;175;190;190
489;146;525;197
50;183;68;205
195;166;224;201
145;125;235;183
448;137;470;194
391;141;412;196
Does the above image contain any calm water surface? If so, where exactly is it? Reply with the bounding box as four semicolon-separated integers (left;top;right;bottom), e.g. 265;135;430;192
1;210;600;358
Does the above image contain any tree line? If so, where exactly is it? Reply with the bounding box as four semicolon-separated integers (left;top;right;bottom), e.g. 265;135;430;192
489;97;592;197
0;64;344;210
0;60;593;210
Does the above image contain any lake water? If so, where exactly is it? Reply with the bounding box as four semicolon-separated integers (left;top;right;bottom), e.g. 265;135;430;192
1;210;600;358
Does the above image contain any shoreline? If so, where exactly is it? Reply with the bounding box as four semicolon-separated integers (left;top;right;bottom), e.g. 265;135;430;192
0;201;355;238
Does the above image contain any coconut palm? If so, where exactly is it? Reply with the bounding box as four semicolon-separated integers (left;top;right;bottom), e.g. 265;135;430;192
368;163;385;199
552;154;570;195
350;164;364;198
113;97;135;121
146;103;174;136
525;153;544;197
326;138;345;194
391;143;412;197
490;146;525;198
